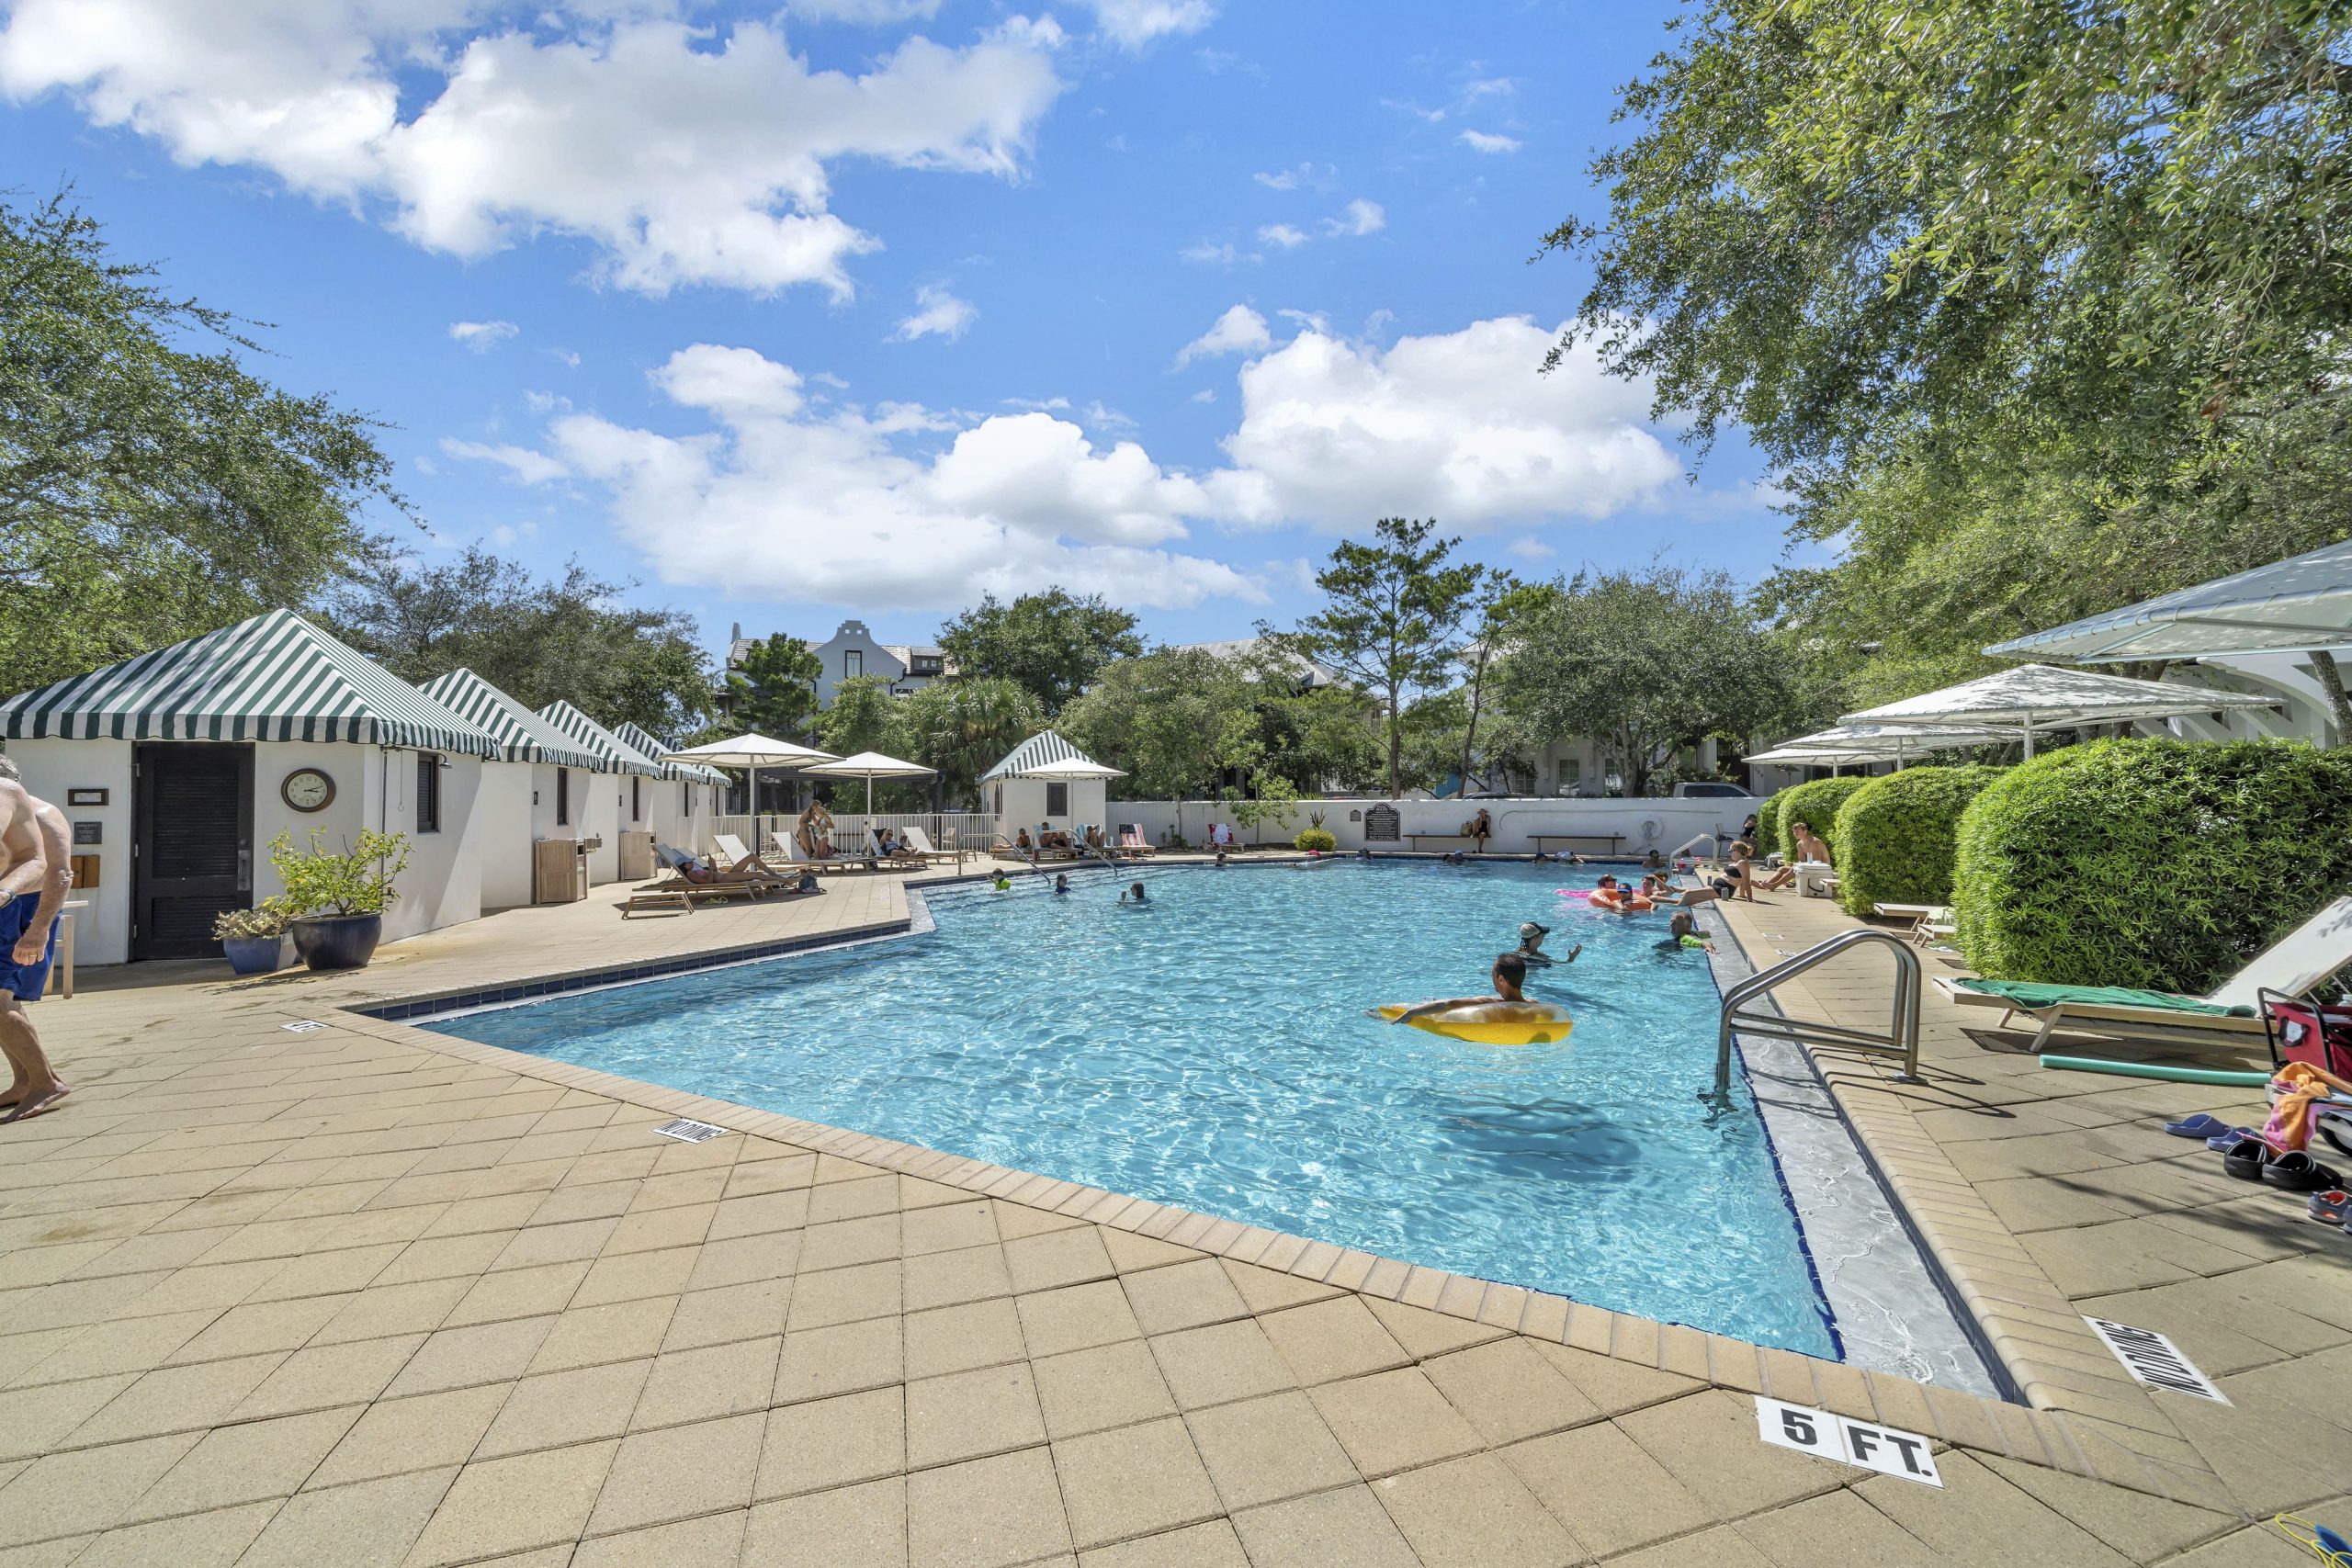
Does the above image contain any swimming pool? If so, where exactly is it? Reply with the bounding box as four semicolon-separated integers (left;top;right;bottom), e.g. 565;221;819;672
424;862;1839;1356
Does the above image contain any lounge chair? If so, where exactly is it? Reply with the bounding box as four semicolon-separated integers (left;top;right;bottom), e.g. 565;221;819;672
1206;823;1237;849
1935;897;2352;1053
763;831;881;875
894;826;964;867
1116;824;1156;858
623;844;803;917
1873;904;1956;949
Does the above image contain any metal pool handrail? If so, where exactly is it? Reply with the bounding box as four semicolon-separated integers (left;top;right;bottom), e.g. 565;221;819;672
1713;929;1923;1100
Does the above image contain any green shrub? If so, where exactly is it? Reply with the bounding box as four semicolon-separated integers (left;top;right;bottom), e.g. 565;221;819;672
1952;739;2352;991
1774;776;1871;862
268;828;411;917
1755;788;1788;852
1294;828;1338;852
1832;765;2002;916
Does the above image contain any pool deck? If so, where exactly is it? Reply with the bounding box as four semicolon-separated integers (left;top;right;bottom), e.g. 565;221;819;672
0;858;2342;1566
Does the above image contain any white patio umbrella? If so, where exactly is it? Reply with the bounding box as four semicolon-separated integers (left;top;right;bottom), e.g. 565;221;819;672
663;733;840;851
1843;663;2277;757
1986;538;2352;663
800;750;937;816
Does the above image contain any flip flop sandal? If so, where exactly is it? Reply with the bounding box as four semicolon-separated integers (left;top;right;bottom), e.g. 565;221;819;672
2308;1190;2351;1225
2207;1127;2260;1152
2222;1139;2273;1180
2165;1112;2233;1139
2261;1152;2344;1193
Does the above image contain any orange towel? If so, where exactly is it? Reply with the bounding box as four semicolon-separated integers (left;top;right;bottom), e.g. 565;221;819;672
2262;1061;2352;1153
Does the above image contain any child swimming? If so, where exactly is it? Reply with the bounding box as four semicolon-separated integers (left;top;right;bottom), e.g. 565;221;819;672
1119;881;1148;904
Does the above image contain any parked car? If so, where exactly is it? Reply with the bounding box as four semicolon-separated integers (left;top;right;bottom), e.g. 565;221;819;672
1669;781;1756;798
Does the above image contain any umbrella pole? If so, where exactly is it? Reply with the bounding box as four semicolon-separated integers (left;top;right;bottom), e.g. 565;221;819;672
2023;716;2035;760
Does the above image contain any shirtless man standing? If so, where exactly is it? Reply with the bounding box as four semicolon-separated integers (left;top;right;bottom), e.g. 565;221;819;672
0;758;72;1121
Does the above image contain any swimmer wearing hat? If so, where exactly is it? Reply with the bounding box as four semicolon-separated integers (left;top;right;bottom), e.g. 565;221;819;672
1513;920;1579;968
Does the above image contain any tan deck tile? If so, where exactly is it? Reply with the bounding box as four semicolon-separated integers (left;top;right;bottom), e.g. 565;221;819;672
683;1234;801;1293
805;1175;899;1224
1052;1416;1221;1551
16;1309;221;1385
1122;1258;1250;1336
67;1354;290;1448
902;1201;997;1258
1255;1296;1412;1386
756;1387;906;1501
72;1496;280;1568
1098;1229;1199;1274
906;1362;1047;1469
399;1438;618;1567
0;1430;203;1545
1374;1451;1582;1568
571;1508;747;1568
798;1213;905;1275
441;1260;590;1328
236;1470;456;1568
584;1410;763;1536
475;1358;652;1459
662;1278;791;1352
1002;1227;1116;1294
229;1334;429;1422
308;1384;511;1489
311;1279;471;1347
1228;1484;1419;1568
742;1476;905;1568
1182;1391;1359;1511
903;1446;1071;1568
486;1217;618;1272
1033;1340;1178;1440
1501;1420;1717;1557
1016;1281;1143;1359
784;1260;901;1329
569;1245;700;1308
600;1202;718;1258
1858;1451;2141;1567
1615;1390;1850;1517
1148;1318;1297;1410
1735;1488;1941;1568
773;1316;902;1405
902;1245;1013;1313
119;1404;362;1524
0;1373;141;1462
905;1299;1027;1381
1077;1517;1248;1568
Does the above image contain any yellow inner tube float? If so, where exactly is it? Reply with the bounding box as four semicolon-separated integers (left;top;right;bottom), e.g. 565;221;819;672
1374;1001;1574;1045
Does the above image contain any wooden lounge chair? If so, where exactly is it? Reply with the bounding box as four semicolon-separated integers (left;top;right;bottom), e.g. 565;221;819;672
763;832;881;875
623;844;803;917
894;826;964;867
1873;903;1956;948
1116;824;1156;858
1935;896;2352;1053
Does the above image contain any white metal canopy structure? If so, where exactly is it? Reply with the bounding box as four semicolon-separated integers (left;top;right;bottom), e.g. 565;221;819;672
801;750;936;815
1843;663;2276;757
1986;538;2352;663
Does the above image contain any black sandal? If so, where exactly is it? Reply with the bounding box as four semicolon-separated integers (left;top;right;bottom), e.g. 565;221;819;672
2261;1151;2344;1193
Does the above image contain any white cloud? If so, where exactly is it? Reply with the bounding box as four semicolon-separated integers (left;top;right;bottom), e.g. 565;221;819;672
449;319;517;352
891;283;978;342
1327;198;1385;237
1253;162;1332;191
1188;388;1216;404
1457;130;1521;154
0;4;1063;296
1504;536;1555;561
1174;304;1272;367
1210;315;1679;530
441;437;571;486
1180;239;1255;266
786;0;943;22
1080;0;1216;50
1257;222;1309;249
450;344;1262;612
1464;76;1513;98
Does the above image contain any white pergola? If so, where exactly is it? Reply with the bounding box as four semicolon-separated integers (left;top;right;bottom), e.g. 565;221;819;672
1987;538;2352;663
1842;664;2278;757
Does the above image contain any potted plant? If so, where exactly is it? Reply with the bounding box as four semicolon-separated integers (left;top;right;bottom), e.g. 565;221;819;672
213;902;294;976
270;828;412;972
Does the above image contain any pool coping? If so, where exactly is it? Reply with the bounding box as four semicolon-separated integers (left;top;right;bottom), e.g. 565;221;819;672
304;864;2242;1508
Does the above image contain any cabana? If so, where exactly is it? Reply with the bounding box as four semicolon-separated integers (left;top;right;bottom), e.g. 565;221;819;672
981;732;1122;848
415;669;606;909
0;610;505;963
615;721;727;852
537;702;670;886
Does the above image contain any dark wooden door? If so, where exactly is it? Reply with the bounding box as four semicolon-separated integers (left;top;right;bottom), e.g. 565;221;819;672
133;743;254;960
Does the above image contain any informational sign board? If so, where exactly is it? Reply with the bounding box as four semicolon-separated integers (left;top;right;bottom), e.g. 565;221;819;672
1363;804;1400;843
2082;1317;2229;1403
654;1118;729;1144
73;820;101;845
1754;1397;1942;1486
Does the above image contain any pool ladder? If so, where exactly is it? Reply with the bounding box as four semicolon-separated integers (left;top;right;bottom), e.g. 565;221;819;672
1713;929;1923;1100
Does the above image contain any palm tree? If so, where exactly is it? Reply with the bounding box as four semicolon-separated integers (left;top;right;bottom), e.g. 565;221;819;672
899;678;1043;809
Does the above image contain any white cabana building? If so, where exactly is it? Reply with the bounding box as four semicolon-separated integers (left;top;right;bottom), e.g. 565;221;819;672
980;732;1117;839
0;610;507;963
414;668;608;909
537;701;671;886
614;721;726;855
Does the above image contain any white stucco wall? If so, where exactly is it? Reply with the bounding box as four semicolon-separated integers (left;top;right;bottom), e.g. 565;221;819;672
4;739;133;966
477;761;537;910
989;778;1109;838
1100;796;1758;855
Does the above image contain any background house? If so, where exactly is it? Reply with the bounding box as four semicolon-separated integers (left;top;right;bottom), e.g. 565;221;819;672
726;619;951;711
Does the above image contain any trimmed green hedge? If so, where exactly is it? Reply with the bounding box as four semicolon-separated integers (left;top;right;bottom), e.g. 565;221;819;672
1774;776;1871;862
1832;765;2002;916
1755;789;1788;853
1953;739;2352;991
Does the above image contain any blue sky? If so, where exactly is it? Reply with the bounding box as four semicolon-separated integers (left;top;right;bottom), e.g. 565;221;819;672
1;0;1783;662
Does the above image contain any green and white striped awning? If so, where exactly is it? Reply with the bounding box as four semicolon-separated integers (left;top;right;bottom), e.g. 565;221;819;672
980;729;1096;783
538;701;667;777
0;608;505;758
416;669;606;772
614;721;727;786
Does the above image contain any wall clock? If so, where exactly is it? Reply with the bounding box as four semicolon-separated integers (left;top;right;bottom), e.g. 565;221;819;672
281;767;336;813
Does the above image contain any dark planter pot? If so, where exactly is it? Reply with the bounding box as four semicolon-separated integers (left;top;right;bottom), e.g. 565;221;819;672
291;914;383;973
221;934;290;976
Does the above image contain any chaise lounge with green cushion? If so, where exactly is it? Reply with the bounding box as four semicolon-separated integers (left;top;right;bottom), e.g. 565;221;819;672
1936;897;2352;1053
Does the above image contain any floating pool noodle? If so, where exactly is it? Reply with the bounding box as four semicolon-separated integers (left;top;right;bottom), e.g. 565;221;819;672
2038;1055;2272;1088
1374;1001;1574;1045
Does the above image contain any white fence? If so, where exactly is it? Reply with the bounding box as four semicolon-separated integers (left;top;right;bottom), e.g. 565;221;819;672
712;812;1007;857
1102;797;1757;856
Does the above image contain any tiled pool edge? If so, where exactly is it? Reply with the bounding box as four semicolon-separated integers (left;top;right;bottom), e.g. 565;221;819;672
311;913;2221;1507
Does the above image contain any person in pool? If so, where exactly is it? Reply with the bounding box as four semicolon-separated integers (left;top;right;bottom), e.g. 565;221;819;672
1386;952;1532;1026
1053;874;1070;896
1513;921;1578;968
992;874;1012;891
1657;910;1713;953
1120;881;1148;904
1214;851;1228;868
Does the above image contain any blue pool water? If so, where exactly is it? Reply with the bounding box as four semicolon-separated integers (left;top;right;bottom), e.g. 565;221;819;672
425;862;1837;1354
